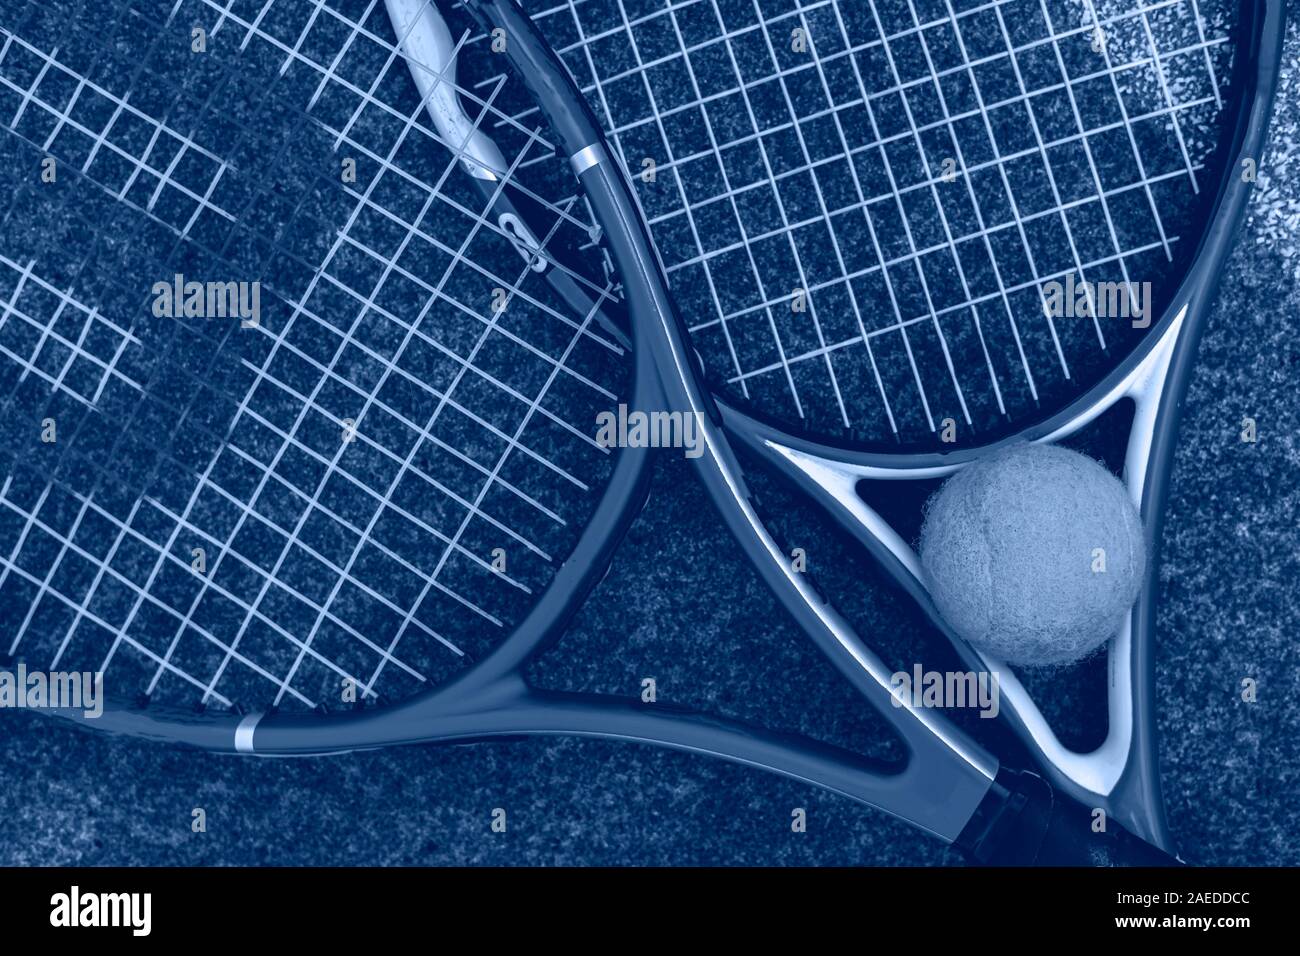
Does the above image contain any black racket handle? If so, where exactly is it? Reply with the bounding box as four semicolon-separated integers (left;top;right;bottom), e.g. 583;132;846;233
957;768;1182;866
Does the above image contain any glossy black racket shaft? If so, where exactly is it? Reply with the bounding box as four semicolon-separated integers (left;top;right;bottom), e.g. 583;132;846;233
961;769;1180;866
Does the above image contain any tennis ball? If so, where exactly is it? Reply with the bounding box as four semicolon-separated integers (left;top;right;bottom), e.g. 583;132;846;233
919;443;1145;667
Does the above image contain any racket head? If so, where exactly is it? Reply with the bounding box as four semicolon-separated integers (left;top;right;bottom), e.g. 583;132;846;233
0;0;652;743
526;0;1267;457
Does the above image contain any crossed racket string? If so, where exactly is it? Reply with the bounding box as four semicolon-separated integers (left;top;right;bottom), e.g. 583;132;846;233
528;0;1229;437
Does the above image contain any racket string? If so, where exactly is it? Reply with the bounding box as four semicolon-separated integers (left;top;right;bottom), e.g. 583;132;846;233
0;0;625;711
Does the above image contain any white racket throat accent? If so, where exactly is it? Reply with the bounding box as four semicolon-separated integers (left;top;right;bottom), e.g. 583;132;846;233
386;0;550;281
385;0;508;182
762;303;1191;806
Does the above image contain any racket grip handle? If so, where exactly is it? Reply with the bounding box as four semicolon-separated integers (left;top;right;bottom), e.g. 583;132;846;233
958;768;1181;866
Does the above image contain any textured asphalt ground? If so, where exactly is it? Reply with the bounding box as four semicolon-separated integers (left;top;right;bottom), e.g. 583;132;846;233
1;9;1297;866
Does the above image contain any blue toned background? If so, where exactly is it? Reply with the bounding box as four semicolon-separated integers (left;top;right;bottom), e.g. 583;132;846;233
1;9;1298;866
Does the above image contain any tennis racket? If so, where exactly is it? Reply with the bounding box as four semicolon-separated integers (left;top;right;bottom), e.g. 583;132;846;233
463;0;1283;855
0;0;1280;864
